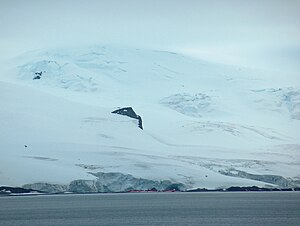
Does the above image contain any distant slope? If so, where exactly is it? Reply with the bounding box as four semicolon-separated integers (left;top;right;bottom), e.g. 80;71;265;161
0;45;299;192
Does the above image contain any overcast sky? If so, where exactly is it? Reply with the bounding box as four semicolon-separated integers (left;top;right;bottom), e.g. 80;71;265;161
0;0;299;74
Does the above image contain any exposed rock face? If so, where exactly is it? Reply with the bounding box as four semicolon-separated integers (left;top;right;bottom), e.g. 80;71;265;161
188;186;300;192
33;75;41;80
22;172;186;193
0;186;38;194
33;71;42;80
112;107;143;129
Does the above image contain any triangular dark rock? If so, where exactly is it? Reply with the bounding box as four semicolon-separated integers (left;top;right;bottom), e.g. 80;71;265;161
112;107;143;129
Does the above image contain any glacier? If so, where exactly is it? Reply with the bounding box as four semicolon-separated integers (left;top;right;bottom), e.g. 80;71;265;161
0;45;299;193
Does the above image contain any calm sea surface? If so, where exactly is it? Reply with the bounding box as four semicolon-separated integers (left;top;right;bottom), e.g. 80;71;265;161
1;192;299;225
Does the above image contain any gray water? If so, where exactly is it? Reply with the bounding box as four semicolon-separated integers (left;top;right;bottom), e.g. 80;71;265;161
1;192;300;225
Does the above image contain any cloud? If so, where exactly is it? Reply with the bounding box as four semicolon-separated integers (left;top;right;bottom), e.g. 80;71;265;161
0;0;299;74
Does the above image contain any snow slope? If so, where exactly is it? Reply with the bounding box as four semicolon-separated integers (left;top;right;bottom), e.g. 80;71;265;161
0;45;299;192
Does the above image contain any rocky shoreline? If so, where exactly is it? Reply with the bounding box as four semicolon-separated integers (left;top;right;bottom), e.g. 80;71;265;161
1;185;300;196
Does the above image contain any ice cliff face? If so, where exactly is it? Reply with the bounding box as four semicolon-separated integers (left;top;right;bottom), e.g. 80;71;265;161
0;45;299;192
23;172;186;193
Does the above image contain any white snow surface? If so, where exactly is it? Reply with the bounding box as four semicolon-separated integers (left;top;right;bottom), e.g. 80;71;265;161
0;45;299;190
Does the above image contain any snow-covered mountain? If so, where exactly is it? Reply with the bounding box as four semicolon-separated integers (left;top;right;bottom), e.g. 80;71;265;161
0;45;299;192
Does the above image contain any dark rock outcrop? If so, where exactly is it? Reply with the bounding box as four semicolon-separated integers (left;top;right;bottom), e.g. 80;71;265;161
187;186;300;192
33;75;41;80
112;107;143;129
0;186;40;194
33;71;42;80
